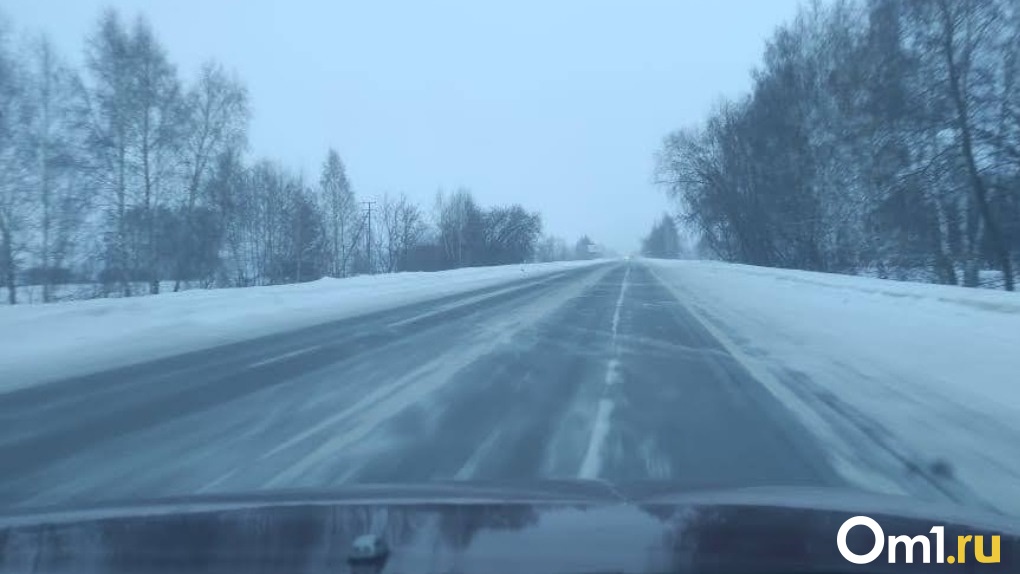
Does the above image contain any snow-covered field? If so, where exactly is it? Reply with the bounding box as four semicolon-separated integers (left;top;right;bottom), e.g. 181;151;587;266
10;281;210;304
0;260;603;393
645;258;1020;515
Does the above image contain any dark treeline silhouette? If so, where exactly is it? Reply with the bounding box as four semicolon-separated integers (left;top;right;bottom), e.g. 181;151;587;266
657;0;1020;290
0;9;578;304
641;215;682;259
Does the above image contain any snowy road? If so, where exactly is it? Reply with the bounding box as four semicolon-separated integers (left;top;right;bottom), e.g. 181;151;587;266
0;261;844;508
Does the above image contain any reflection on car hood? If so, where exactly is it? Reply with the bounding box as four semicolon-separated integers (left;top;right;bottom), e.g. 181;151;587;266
1;481;1017;573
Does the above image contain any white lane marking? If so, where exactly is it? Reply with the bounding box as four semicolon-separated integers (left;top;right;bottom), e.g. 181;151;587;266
578;264;630;479
248;346;322;369
578;398;615;478
264;267;615;487
605;357;621;386
611;267;629;334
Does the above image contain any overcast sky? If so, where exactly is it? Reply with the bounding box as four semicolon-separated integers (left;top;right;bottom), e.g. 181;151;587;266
3;1;804;252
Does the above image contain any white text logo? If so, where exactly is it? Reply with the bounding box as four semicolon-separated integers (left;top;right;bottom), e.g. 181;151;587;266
837;516;1000;565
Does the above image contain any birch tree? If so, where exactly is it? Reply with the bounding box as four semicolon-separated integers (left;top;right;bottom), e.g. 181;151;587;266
22;36;87;301
0;22;25;303
318;149;357;277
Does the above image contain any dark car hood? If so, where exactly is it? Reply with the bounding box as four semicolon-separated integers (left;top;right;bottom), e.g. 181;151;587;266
1;482;1017;573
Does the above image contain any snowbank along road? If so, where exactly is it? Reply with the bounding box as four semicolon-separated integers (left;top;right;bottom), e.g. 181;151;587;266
0;259;1013;514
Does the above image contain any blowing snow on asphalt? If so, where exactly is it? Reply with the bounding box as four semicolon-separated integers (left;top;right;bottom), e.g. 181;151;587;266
3;258;1018;516
0;261;844;507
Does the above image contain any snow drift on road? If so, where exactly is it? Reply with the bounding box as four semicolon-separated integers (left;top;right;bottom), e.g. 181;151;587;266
645;258;1020;515
0;261;604;392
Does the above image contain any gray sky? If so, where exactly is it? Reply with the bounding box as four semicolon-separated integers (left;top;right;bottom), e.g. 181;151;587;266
4;1;804;253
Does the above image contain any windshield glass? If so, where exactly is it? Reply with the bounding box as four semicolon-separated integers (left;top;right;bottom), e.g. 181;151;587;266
0;0;1018;532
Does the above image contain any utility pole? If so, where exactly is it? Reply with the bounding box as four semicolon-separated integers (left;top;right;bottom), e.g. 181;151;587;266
362;201;376;274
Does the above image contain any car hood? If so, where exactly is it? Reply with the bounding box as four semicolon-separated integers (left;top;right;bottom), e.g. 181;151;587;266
1;481;1017;573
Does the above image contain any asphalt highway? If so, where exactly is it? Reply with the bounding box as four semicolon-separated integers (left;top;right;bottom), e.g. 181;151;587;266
0;261;843;508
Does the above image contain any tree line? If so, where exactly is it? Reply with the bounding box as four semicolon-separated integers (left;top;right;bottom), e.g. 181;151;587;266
657;0;1020;290
0;9;576;304
641;214;682;259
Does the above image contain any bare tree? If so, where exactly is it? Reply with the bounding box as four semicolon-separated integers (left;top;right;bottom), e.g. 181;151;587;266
436;188;483;268
130;17;185;294
1;6;568;304
657;0;1020;289
205;148;246;286
534;235;570;262
932;0;1014;290
480;204;542;265
173;61;248;290
318;149;357;277
0;21;26;304
82;10;135;295
379;193;425;272
23;35;86;302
